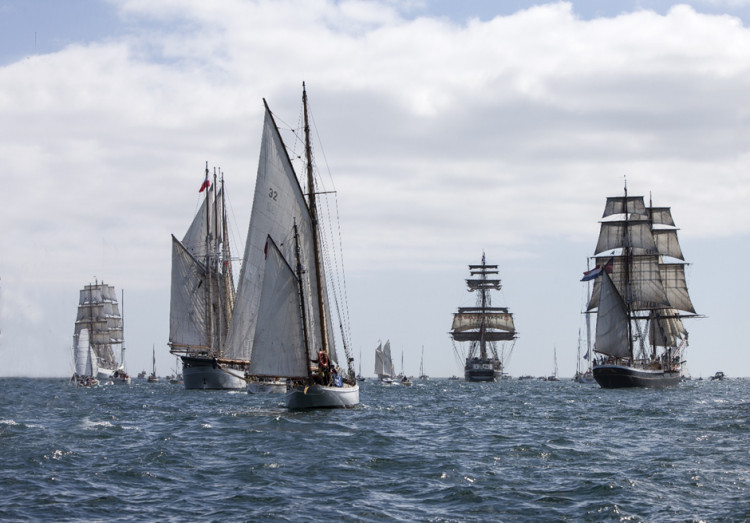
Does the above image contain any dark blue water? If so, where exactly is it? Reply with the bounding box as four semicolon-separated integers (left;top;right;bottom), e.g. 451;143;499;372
1;377;747;521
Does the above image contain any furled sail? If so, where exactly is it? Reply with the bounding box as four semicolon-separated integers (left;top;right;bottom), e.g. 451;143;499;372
247;237;308;378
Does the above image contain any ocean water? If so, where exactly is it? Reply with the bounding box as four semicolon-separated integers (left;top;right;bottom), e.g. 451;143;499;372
0;377;748;522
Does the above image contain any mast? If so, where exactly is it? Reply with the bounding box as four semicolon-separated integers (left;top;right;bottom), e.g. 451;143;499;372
623;179;634;360
302;82;330;356
203;161;214;354
213;167;223;357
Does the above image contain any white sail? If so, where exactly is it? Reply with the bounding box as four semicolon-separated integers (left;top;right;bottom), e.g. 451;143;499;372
374;342;384;376
451;312;516;333
659;263;696;314
602;195;647;218
181;185;219;260
595;271;630;359
383;340;395;378
225;105;325;363
74;329;90;376
247;238;308;378
648;206;676;226
652;228;684;260
648;309;687;347
595;220;657;256
587;256;670;311
169;235;209;350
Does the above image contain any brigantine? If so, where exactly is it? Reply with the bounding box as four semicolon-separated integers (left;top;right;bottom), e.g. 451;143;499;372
582;182;699;388
450;254;517;382
72;281;129;384
374;340;395;383
168;165;247;389
232;84;358;408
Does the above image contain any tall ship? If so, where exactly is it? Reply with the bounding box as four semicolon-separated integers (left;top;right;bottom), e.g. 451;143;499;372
168;165;247;390
73;281;128;383
583;183;699;388
450;254;517;381
374;340;395;383
239;84;359;409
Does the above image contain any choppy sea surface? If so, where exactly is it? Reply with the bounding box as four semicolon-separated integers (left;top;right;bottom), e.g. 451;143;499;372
1;376;748;521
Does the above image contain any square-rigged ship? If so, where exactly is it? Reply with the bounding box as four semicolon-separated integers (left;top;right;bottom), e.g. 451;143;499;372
584;183;699;388
72;281;129;384
450;254;517;382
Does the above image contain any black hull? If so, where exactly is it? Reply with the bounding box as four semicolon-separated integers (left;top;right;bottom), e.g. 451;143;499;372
180;356;246;390
593;364;680;389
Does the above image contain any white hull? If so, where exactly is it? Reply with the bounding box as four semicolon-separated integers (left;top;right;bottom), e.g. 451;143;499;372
183;365;246;390
97;367;116;381
286;383;359;409
247;379;288;394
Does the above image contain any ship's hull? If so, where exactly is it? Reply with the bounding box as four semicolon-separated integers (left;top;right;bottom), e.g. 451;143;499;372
593;364;681;389
181;356;246;390
464;358;502;382
286;383;360;409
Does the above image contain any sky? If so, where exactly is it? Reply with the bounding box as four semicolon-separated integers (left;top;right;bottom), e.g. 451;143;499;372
1;0;749;379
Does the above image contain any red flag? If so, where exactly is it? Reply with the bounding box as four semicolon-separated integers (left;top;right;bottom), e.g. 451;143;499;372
199;171;210;193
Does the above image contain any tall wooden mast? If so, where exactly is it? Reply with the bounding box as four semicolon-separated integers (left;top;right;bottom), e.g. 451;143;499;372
302;82;330;355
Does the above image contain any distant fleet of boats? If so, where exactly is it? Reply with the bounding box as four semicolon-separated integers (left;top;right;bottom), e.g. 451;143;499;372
69;87;710;401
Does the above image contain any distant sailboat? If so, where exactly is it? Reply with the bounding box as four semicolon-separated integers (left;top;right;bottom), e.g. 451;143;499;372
168;165;247;390
71;328;99;387
374;340;395;383
148;345;158;383
242;84;359;409
72;281;127;384
583;182;699;388
419;346;429;380
450;254;518;382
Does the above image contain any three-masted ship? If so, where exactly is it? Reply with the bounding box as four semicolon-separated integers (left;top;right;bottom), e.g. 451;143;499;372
450;254;517;381
584;183;699;388
72;281;128;384
168;165;247;390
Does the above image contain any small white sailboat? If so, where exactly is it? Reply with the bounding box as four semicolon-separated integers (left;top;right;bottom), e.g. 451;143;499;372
243;84;358;409
419;346;429;380
374;340;395;384
71;328;99;387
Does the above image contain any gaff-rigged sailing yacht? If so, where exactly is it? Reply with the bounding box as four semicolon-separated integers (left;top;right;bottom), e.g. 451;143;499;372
168;165;247;390
240;84;358;409
374;340;395;383
72;281;128;384
450;254;517;382
583;183;699;388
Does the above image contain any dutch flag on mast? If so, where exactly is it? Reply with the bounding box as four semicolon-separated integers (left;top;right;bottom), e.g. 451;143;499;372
580;258;614;281
199;162;211;193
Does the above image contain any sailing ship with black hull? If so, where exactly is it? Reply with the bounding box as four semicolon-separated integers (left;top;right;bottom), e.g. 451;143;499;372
583;183;699;388
72;281;128;384
236;84;358;409
168;165;247;390
450;254;517;382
